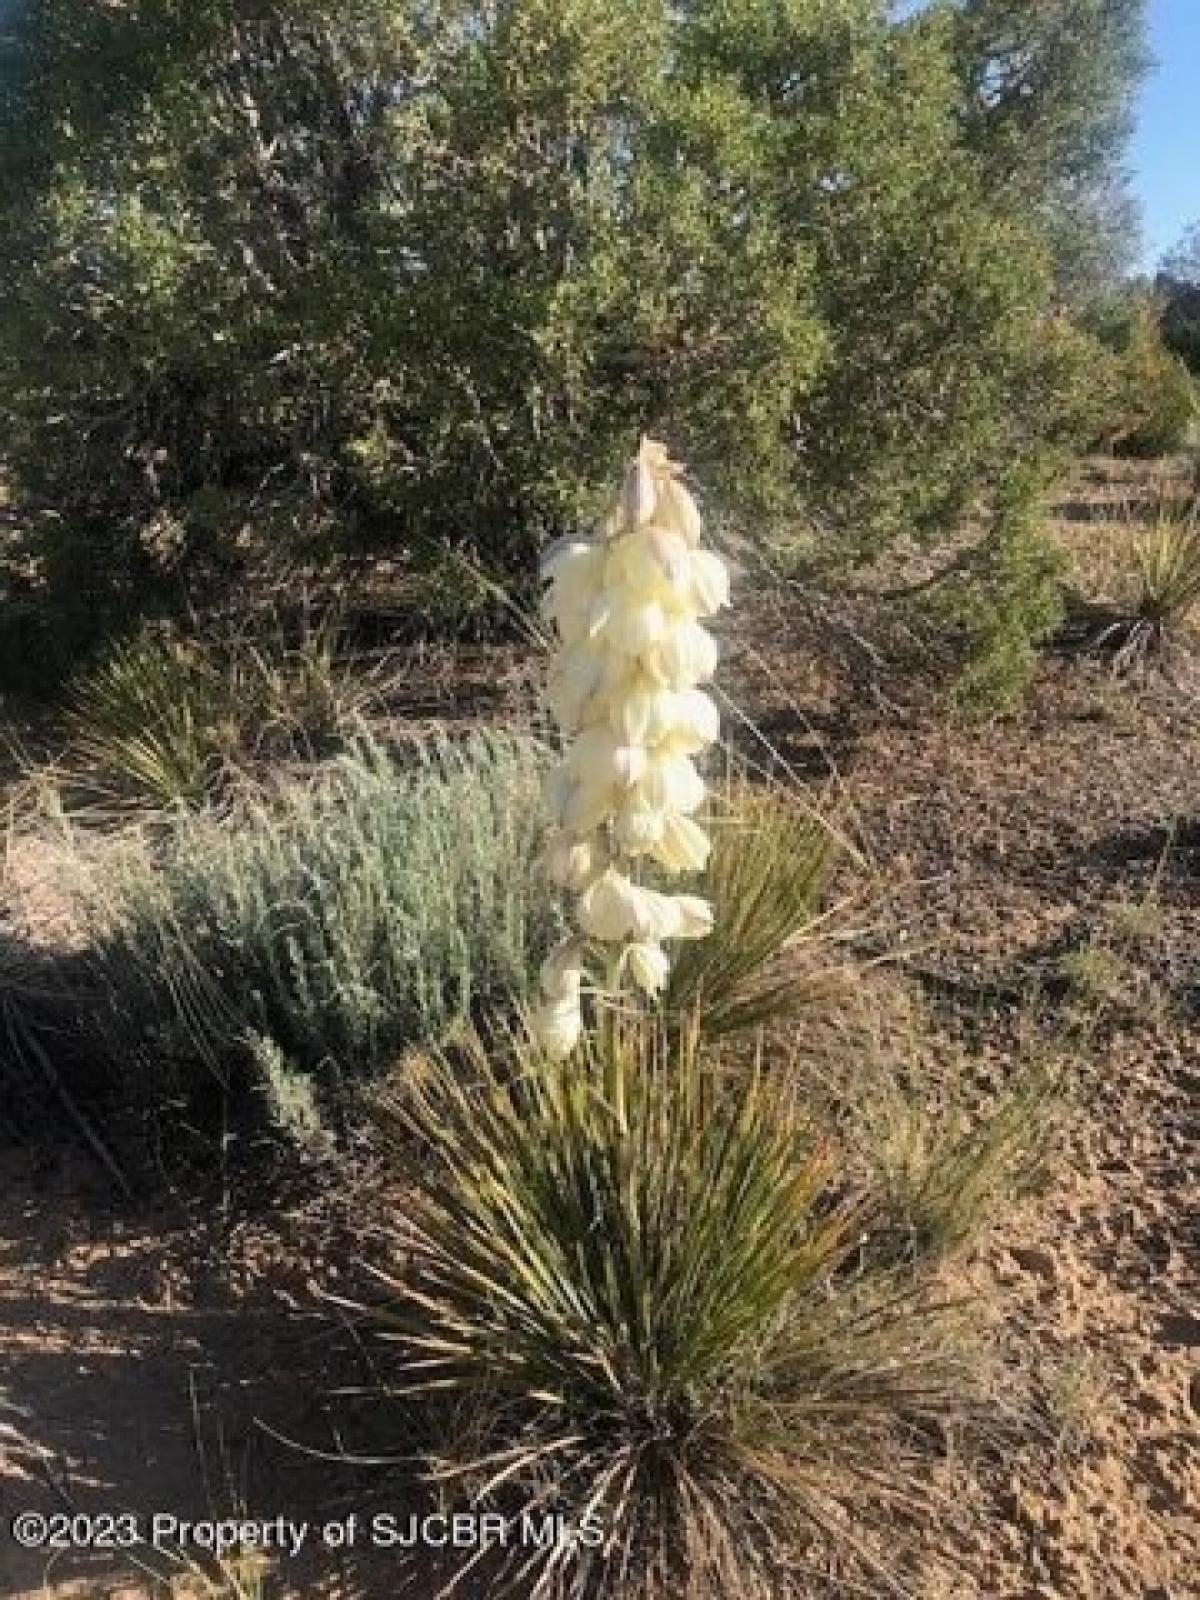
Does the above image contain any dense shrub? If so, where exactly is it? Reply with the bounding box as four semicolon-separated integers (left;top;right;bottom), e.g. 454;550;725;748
0;0;1136;683
69;731;555;1129
1088;294;1197;458
1159;225;1200;377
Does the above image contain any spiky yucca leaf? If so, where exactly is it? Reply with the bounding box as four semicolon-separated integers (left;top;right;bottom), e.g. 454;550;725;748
1134;498;1200;631
66;636;232;809
665;783;836;1040
365;1020;982;1598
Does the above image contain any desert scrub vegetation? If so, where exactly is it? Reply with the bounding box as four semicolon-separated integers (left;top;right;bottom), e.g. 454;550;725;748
1125;494;1200;658
83;731;553;1089
1;731;558;1154
1075;487;1200;676
0;0;1146;695
365;1016;987;1599
58;615;388;811
816;1023;1064;1267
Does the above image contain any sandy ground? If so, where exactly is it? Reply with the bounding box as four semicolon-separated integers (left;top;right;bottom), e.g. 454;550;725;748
1;462;1197;1597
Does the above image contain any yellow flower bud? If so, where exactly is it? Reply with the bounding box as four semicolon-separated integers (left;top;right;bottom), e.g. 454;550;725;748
657;476;703;546
660;688;720;754
634;752;705;816
598;595;668;655
670;895;714;939
621;455;657;528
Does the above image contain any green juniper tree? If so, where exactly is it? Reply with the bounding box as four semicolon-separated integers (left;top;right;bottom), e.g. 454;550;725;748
1159;224;1200;377
950;0;1147;304
0;0;1148;701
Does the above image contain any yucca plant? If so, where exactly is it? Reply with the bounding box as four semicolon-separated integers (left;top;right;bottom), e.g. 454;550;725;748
1134;500;1200;626
664;781;838;1040
364;1019;983;1599
60;615;396;812
65;634;234;810
1106;495;1200;675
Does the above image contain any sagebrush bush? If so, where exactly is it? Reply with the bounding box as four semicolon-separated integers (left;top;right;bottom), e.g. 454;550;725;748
75;731;556;1117
366;1018;984;1598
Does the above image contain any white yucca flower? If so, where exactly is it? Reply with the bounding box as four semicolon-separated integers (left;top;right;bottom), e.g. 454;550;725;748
530;436;729;1057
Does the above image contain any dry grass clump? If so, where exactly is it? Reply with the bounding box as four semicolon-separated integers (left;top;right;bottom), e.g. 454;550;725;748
773;970;1065;1268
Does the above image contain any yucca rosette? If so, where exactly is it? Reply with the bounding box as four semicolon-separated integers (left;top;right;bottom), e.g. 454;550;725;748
531;437;728;1057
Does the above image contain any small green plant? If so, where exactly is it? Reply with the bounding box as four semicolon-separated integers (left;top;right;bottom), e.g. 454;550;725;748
1129;498;1200;644
1075;491;1200;676
63;731;555;1136
1040;1348;1106;1460
665;781;837;1040
859;1064;1062;1264
784;984;1065;1266
364;1018;984;1598
66;634;234;809
1059;940;1131;1004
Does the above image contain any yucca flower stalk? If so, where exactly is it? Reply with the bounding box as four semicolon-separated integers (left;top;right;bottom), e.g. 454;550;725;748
532;438;730;1057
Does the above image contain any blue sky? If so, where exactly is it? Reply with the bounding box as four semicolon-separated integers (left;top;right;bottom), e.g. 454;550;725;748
1134;0;1199;270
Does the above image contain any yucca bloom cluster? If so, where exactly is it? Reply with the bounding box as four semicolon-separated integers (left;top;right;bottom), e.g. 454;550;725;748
532;437;730;1058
